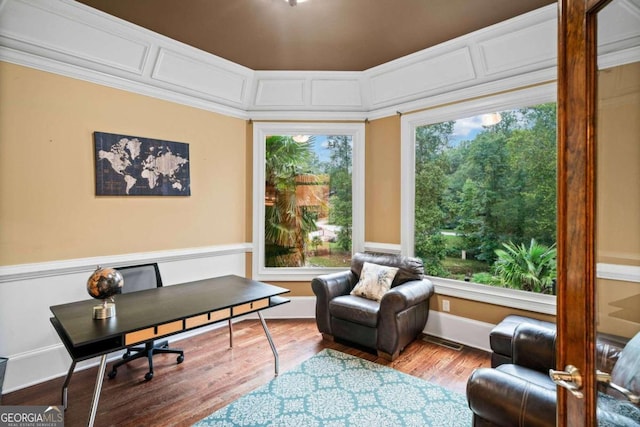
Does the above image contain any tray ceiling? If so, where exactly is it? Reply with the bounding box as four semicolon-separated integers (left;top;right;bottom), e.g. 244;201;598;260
75;0;556;71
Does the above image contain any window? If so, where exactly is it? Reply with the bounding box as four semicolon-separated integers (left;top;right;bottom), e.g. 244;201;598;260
401;85;557;313
253;123;364;281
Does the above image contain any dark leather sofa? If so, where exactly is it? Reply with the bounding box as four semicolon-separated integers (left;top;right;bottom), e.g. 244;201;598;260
467;322;640;426
311;252;434;360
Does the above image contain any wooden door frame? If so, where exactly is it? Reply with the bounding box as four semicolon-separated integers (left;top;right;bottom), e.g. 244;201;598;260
557;0;610;425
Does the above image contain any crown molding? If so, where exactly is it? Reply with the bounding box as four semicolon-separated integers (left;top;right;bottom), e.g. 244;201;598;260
0;0;638;120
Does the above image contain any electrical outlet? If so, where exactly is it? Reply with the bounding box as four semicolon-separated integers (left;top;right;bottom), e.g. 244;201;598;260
442;299;450;312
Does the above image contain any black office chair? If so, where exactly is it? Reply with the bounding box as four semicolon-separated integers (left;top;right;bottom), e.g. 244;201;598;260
107;263;184;381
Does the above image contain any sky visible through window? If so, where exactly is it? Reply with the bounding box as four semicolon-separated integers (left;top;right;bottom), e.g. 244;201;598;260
311;135;331;162
451;116;484;145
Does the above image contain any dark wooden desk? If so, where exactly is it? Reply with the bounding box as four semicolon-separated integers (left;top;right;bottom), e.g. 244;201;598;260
50;275;290;427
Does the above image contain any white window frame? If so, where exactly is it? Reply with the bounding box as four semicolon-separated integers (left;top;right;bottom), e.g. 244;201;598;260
400;83;558;314
253;122;365;281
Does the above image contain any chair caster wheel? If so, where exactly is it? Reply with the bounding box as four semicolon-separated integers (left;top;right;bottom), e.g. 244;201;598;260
107;369;117;379
144;372;153;381
177;355;184;364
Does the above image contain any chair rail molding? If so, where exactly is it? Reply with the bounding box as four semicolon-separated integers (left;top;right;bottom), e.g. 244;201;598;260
597;263;640;283
0;243;251;284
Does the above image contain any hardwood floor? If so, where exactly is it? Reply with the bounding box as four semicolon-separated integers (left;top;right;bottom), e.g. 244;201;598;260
2;319;490;427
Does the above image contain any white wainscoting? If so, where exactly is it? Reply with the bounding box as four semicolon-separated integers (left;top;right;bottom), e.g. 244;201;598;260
3;239;640;392
424;311;494;352
0;245;248;393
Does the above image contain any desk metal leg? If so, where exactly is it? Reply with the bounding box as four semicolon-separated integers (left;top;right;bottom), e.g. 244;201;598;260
257;311;278;376
61;360;77;409
87;354;107;427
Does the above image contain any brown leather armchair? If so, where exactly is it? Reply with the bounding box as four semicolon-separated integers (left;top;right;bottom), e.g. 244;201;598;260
311;252;434;361
467;323;640;426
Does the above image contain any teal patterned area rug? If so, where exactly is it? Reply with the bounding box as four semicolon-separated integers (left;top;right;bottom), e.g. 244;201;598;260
194;348;471;426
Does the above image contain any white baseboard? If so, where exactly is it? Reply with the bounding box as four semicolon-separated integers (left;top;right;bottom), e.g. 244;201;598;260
257;282;545;353
263;297;494;352
194;298;495;355
424;311;493;352
1;322;229;395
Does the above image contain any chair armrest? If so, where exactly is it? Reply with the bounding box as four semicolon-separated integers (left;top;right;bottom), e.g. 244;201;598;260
311;270;355;299
311;270;357;334
379;279;434;313
512;323;556;373
467;368;556;427
377;279;434;359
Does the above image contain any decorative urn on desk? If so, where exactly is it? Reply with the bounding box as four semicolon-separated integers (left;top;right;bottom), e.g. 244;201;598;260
87;266;123;319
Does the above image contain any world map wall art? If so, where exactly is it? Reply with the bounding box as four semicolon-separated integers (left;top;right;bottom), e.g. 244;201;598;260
94;131;191;196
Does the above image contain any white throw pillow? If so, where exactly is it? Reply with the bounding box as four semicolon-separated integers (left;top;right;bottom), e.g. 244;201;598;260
350;262;399;302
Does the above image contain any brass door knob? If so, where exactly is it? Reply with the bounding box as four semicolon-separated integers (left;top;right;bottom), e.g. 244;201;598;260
549;365;584;398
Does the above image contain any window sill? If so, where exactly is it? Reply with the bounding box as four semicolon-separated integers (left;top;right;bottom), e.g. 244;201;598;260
255;269;557;316
427;276;557;315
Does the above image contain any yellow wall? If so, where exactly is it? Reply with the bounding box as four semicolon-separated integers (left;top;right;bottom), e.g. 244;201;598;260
0;62;247;265
0;61;557;325
365;116;401;244
597;62;640;267
430;294;555;324
596;61;640;337
10;60;636;330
